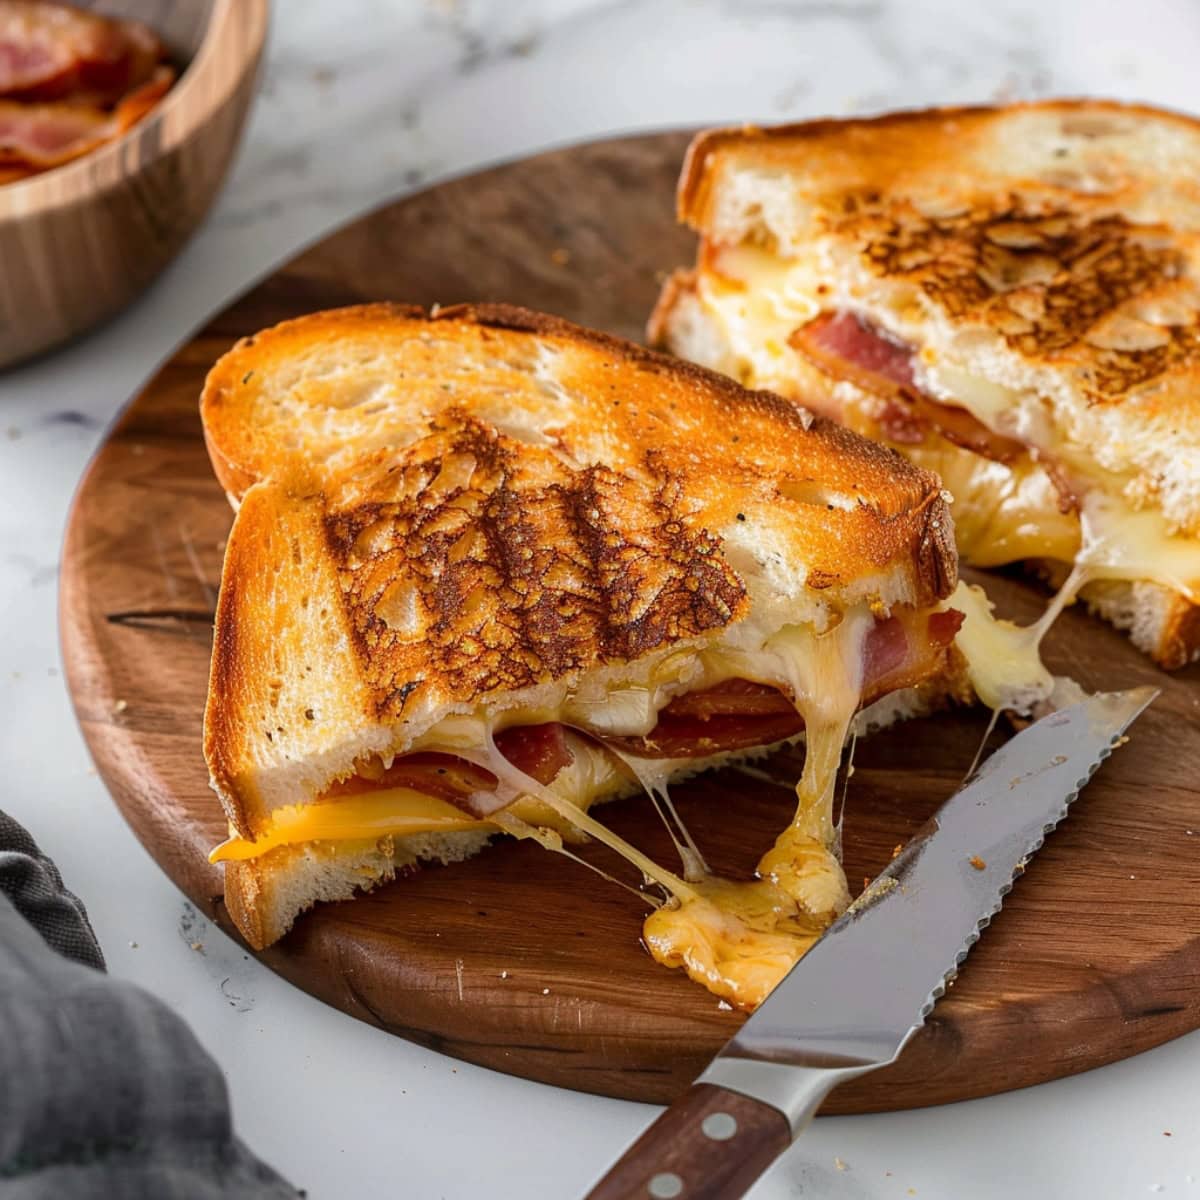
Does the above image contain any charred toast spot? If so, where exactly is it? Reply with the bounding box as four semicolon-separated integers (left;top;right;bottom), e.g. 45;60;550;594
1081;320;1200;399
322;413;749;719
843;200;1192;396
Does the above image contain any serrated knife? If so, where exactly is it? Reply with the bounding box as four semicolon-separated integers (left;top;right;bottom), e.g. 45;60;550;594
585;687;1157;1200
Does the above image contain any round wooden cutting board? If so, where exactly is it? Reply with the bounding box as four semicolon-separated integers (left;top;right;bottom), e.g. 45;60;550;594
60;132;1200;1112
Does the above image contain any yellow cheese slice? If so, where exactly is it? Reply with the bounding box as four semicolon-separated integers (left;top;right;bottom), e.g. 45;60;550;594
209;789;488;862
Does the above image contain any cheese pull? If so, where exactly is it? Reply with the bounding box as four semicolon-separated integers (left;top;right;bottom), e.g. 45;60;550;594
643;823;852;1010
209;606;904;1011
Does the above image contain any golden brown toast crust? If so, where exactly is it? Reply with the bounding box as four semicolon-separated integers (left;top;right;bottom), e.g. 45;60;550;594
222;843;396;951
1161;595;1200;669
678;100;1200;407
202;302;956;606
321;411;748;720
222;858;269;951
678;99;1200;222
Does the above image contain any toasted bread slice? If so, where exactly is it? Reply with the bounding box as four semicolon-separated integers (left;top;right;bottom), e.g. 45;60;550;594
205;303;956;826
202;303;962;949
655;100;1200;667
222;831;492;953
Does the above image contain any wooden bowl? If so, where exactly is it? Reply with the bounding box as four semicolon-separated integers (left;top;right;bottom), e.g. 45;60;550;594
0;0;269;369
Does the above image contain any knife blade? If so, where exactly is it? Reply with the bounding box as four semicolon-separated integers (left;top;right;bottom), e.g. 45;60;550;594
584;687;1157;1200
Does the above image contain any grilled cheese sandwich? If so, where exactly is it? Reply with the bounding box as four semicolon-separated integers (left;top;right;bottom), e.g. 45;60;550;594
653;101;1200;668
201;302;967;1008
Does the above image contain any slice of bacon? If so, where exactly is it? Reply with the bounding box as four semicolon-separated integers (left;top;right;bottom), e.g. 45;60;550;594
604;608;963;759
868;607;963;696
319;608;963;800
0;94;108;164
0;1;163;105
0;64;171;171
795;309;917;392
791;311;1025;463
320;724;576;817
605;702;805;759
658;677;796;719
111;62;171;126
494;721;574;786
322;753;496;805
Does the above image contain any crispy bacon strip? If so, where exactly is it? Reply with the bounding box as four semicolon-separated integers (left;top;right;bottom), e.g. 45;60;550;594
0;94;107;164
0;3;172;181
0;1;162;104
493;721;575;787
323;608;964;798
0;63;171;171
602;608;963;759
791;311;1026;463
322;753;497;804
322;725;576;818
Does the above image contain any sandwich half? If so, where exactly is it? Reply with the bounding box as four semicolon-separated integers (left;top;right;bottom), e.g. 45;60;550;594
201;302;965;1008
652;100;1200;668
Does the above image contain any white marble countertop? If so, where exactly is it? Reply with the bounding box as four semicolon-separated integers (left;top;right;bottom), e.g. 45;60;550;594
2;1;1199;1196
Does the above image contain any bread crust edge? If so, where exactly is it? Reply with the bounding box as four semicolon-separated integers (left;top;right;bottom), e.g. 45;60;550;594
676;97;1200;228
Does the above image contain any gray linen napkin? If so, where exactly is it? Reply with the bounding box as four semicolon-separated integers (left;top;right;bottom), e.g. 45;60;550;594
0;811;302;1199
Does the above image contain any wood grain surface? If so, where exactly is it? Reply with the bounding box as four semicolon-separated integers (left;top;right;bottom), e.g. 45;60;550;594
585;1085;792;1200
60;132;1200;1111
0;0;268;368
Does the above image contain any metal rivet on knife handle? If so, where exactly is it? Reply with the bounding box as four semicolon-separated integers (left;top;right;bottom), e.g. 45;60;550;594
584;1084;790;1200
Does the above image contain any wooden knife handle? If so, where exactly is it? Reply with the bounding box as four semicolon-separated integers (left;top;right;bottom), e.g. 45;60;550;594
584;1083;791;1200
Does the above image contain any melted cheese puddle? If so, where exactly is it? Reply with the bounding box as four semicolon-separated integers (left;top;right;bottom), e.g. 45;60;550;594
644;874;826;1010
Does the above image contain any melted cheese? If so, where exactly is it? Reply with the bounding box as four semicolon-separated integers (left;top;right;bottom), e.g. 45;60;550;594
605;749;709;881
696;245;1200;602
209;731;629;863
696;243;821;392
1075;490;1200;602
641;608;871;1008
948;581;1054;713
209;791;487;862
643;875;825;1010
213;607;876;1010
901;440;1080;568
